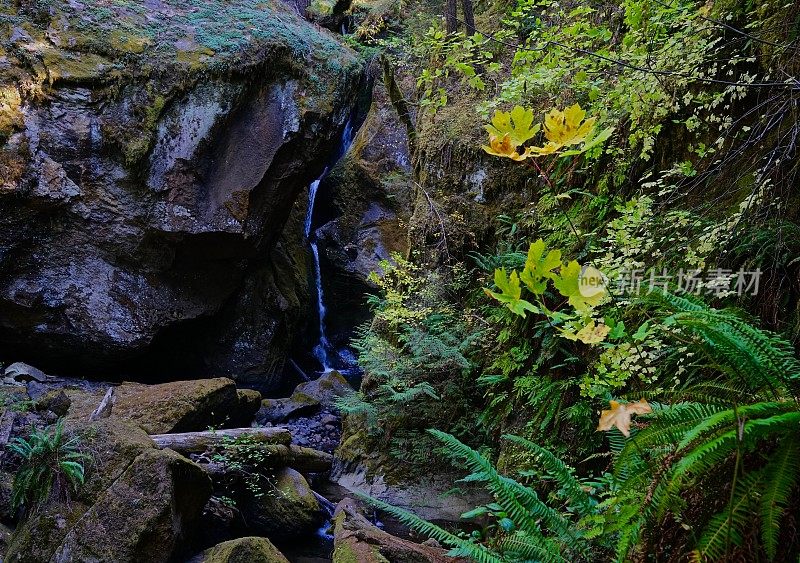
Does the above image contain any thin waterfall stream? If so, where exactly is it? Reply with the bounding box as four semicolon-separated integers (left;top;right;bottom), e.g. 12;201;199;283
304;119;355;374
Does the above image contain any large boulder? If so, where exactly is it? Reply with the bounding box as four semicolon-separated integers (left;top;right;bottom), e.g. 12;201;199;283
65;377;258;433
4;419;212;562
0;0;364;390
193;536;290;563
238;467;324;540
332;498;459;563
258;370;352;424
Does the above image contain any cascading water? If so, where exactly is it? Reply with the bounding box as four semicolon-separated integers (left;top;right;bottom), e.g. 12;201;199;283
304;120;355;372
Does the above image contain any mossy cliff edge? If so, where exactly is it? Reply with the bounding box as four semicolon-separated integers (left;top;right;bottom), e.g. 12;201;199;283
0;0;364;387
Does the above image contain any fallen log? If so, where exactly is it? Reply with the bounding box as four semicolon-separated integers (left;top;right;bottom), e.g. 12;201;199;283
150;427;292;453
197;444;333;474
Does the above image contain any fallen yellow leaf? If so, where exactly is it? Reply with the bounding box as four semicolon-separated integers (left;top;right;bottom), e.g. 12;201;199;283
597;399;652;437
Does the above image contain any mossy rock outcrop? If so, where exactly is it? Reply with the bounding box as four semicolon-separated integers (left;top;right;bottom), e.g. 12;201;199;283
65;377;259;433
4;418;212;562
332;497;459;563
257;369;351;423
195;536;290;563
237;467;324;540
0;0;364;389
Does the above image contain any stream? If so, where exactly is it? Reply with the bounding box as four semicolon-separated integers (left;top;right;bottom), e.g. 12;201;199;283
278;119;359;562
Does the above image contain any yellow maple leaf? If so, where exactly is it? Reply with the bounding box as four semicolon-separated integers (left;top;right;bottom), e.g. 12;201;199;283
528;103;597;156
597;399;652;437
545;103;597;146
484;106;541;148
482;134;531;161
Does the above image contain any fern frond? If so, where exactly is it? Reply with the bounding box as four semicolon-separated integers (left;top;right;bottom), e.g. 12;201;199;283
498;531;567;563
355;493;503;563
428;429;572;539
759;435;800;559
503;434;594;516
692;471;764;562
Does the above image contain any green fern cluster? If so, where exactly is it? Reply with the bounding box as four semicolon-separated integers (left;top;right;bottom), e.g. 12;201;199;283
344;279;486;467
7;419;89;512
360;291;800;561
610;290;800;561
361;429;606;562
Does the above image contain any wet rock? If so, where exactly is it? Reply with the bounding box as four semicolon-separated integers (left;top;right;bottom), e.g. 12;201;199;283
5;418;212;562
0;0;364;390
4;362;47;383
332;497;460;563
194;536;290;563
257;370;352;425
66;377;240;433
258;394;321;424
294;370;353;408
238;467;324;540
315;65;415;346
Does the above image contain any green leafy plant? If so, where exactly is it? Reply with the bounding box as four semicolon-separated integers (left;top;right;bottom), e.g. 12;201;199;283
7;419;88;511
608;290;800;561
360;429;606;562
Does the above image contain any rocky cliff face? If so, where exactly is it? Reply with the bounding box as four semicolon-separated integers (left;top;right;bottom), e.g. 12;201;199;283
0;0;364;389
312;63;414;349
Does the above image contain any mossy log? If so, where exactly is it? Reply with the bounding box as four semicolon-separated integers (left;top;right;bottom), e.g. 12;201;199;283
150;427;292;453
199;445;333;474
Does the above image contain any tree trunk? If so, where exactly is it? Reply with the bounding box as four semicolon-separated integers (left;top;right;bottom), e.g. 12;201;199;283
150;427;292;453
198;445;333;474
461;0;475;35
445;0;458;34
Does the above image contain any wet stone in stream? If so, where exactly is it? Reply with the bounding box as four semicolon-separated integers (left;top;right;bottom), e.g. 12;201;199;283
263;409;342;454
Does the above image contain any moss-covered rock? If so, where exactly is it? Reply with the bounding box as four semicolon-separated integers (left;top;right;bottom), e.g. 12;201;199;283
0;0;364;389
65;377;242;433
4;418;212;562
238;467;324;540
110;378;240;434
196;536;290;563
232;389;263;426
293;370;353;407
257;370;352;424
57;448;210;562
332;497;458;563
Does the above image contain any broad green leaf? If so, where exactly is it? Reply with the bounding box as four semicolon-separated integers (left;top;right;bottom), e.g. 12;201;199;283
484;269;539;317
519;239;562;294
552;261;606;310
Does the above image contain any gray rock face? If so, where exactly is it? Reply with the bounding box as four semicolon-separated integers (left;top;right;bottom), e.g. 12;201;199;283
314;70;414;347
0;1;364;389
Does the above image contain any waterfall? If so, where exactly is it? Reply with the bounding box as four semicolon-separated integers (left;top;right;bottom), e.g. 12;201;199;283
304;119;355;372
